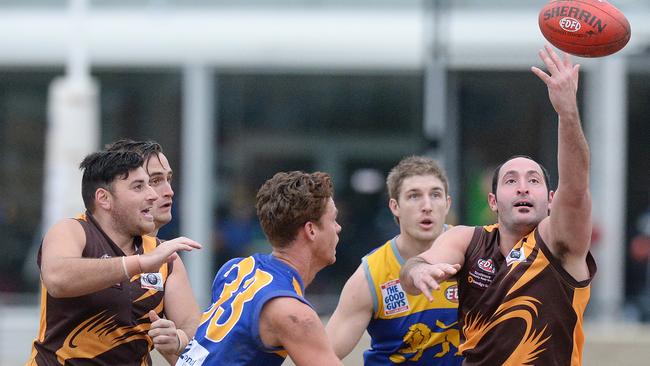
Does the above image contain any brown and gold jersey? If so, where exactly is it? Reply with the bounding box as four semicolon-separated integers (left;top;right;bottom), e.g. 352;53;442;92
457;224;596;366
26;212;172;366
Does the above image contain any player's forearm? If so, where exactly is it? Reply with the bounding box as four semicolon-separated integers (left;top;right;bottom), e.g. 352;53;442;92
326;318;362;359
399;256;428;295
175;314;200;341
557;110;590;193
160;351;179;366
42;255;141;297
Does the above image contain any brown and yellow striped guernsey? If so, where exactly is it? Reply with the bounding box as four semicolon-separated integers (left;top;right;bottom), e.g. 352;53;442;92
457;224;596;366
26;212;172;366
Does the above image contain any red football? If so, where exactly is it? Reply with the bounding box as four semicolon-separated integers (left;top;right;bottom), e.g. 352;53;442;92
538;0;631;57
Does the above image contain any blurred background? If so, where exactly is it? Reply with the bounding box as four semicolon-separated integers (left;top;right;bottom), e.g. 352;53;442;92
1;0;649;364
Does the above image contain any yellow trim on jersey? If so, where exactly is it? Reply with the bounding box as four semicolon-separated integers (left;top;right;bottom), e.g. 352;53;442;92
484;223;499;232
365;239;458;321
570;286;590;365
292;277;303;297
274;350;289;358
506;231;544;296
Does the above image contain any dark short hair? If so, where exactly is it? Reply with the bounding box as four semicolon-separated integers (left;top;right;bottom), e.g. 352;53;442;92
105;139;163;174
491;155;551;196
386;156;449;200
79;150;144;211
256;171;333;248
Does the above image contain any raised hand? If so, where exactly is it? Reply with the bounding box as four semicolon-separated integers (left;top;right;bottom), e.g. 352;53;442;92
409;261;460;302
139;237;202;273
531;44;580;118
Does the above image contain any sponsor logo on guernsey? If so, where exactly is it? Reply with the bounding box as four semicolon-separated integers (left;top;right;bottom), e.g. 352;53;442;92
380;279;410;316
140;272;164;291
506;246;526;266
468;258;497;289
444;284;459;303
477;258;496;274
177;339;207;366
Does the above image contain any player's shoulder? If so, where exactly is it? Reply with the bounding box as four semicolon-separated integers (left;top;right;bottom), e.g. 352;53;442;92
262;296;319;329
45;218;85;239
439;225;476;240
344;264;370;290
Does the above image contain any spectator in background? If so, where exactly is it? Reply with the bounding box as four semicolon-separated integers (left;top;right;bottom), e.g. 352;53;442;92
214;185;264;266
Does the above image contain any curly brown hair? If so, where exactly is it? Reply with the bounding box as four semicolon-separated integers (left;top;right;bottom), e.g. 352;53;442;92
256;171;333;248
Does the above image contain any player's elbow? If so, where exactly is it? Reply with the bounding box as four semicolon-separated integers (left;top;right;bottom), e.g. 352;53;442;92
41;269;75;298
329;339;347;360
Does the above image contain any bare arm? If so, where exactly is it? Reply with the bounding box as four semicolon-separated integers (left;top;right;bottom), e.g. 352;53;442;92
41;219;131;297
531;45;592;279
41;220;202;298
260;297;342;366
326;265;373;359
400;226;474;299
149;256;201;364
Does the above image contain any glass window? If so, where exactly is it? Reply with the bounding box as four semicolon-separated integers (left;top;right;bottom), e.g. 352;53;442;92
455;70;564;226
218;73;423;138
215;72;425;297
0;70;57;296
96;69;183;238
625;72;650;319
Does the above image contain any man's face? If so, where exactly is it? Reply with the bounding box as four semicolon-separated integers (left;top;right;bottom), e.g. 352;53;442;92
313;197;342;266
145;153;174;231
109;166;158;236
488;157;551;232
390;174;451;245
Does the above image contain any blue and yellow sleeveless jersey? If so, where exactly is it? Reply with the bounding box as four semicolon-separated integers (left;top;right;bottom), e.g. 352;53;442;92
176;253;310;366
363;235;463;366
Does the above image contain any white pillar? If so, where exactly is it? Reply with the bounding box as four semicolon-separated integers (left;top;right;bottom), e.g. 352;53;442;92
586;57;628;323
181;64;215;308
43;0;99;231
422;0;457;192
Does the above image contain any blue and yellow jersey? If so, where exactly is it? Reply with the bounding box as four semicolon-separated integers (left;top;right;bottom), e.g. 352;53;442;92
177;253;310;366
363;235;463;366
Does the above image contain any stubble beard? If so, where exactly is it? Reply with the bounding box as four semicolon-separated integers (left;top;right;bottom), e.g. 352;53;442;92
111;203;151;237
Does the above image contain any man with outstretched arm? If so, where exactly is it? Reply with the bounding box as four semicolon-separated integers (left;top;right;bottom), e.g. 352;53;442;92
26;150;202;366
400;45;596;365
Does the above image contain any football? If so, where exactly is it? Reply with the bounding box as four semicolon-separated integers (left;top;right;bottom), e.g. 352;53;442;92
538;0;631;57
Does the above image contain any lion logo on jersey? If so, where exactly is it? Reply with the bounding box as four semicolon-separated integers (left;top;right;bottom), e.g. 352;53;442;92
388;320;460;363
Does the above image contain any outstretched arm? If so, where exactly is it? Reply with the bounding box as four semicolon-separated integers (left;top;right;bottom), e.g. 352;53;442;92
326;265;373;359
40;219;134;297
399;226;473;300
531;45;592;279
41;221;202;298
260;297;342;366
